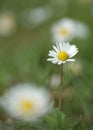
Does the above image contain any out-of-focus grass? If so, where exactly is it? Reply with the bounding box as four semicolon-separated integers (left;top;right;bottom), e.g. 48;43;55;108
0;0;93;129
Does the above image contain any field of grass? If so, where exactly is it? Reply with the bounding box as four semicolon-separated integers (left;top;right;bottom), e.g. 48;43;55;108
0;0;93;129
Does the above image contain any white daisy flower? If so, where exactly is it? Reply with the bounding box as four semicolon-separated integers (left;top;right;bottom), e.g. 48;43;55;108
0;12;16;36
50;74;60;89
30;7;53;25
51;18;76;42
47;42;78;65
0;84;51;122
21;6;53;28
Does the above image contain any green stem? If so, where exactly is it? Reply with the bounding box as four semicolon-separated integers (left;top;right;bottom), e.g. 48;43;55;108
58;64;63;109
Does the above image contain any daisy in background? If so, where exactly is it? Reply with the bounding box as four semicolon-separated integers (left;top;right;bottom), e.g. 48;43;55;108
50;74;60;89
47;42;78;65
0;11;16;36
51;18;90;42
51;18;76;42
21;6;53;28
0;84;51;122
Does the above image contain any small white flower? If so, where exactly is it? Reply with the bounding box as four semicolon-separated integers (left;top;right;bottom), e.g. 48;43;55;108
51;18;90;42
21;6;53;27
0;12;16;36
47;42;78;65
51;18;76;42
0;84;51;122
50;74;60;89
30;7;53;25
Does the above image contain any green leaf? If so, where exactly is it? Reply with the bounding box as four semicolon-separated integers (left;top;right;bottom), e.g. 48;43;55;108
43;108;67;129
70;116;86;130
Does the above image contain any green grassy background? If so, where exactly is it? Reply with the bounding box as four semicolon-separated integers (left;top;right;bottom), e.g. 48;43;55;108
0;0;93;129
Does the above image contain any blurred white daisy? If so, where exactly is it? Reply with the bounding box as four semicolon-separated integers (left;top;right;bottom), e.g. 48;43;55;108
47;42;78;65
51;18;90;42
0;12;16;36
21;6;53;28
50;74;60;89
0;84;51;122
76;21;90;38
51;18;76;42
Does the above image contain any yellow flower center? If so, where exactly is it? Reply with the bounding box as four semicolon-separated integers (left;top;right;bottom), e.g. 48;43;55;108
59;28;69;36
58;51;69;61
20;100;34;112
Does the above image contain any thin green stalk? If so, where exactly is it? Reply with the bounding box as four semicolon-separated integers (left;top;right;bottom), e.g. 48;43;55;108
58;64;63;109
